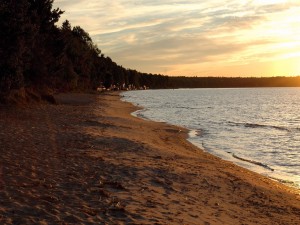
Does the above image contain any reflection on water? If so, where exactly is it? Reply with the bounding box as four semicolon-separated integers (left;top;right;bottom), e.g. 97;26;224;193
123;88;300;189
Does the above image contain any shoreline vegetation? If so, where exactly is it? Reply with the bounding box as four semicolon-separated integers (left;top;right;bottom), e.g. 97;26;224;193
1;1;300;105
0;92;299;224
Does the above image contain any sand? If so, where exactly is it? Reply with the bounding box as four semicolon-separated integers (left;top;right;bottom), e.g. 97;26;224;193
0;92;299;224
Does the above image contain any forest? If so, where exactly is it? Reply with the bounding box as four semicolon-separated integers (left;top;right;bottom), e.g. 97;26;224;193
168;76;300;88
0;0;299;103
0;0;169;103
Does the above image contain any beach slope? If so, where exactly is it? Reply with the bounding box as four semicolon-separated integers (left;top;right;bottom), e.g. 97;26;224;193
0;92;299;224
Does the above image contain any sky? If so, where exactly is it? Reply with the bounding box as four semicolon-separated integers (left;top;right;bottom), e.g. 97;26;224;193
54;0;300;77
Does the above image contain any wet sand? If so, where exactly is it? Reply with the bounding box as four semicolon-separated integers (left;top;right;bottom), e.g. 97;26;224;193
0;92;299;224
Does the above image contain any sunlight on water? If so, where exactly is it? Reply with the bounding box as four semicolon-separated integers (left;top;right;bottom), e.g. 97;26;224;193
123;88;300;189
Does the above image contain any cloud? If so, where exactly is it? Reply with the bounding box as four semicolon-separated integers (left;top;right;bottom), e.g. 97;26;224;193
54;0;300;76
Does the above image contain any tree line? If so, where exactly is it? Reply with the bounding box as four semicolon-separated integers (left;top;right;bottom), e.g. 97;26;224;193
0;1;299;103
168;76;300;88
0;0;169;102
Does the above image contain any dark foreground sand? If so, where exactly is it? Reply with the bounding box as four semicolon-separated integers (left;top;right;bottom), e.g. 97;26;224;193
0;92;299;224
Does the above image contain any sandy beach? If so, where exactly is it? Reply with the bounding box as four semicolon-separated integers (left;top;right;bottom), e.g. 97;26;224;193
0;92;299;224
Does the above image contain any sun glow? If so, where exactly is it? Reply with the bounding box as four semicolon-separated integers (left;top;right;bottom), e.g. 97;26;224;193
253;0;287;4
54;0;300;77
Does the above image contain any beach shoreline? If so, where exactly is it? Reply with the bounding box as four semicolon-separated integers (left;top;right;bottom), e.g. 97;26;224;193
0;92;299;224
122;90;300;191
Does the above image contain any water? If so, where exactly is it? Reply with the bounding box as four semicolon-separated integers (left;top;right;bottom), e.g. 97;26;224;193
122;88;300;189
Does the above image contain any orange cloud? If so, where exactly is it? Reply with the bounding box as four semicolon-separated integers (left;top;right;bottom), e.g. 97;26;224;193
54;0;300;77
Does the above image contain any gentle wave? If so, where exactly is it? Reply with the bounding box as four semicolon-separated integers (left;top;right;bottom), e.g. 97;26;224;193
227;121;292;132
189;129;204;138
133;110;151;121
232;154;274;171
269;177;299;189
171;106;202;110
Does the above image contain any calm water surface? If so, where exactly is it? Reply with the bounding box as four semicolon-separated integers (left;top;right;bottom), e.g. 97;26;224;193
122;88;300;189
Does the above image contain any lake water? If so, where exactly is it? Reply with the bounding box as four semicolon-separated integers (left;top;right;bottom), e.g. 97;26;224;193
122;88;300;189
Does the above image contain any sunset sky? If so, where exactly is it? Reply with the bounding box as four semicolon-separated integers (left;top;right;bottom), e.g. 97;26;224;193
54;0;300;77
